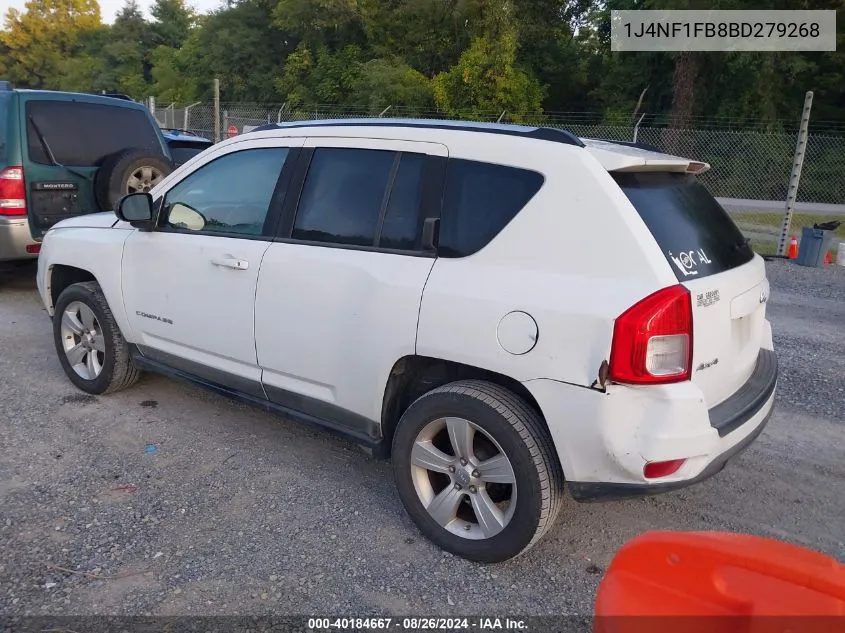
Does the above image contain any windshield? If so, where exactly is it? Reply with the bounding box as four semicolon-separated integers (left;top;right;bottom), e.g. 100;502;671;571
614;172;755;281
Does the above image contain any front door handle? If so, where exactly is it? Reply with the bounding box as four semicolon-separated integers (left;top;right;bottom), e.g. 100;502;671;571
210;257;249;270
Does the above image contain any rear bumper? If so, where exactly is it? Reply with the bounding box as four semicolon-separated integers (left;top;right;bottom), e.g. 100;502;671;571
0;217;37;262
568;402;773;501
523;347;778;502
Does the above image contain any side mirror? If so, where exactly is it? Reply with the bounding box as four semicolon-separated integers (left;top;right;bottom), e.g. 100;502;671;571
116;192;154;230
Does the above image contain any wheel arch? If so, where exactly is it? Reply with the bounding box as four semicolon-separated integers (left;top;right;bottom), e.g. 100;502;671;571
379;355;553;459
48;264;97;311
44;252;136;344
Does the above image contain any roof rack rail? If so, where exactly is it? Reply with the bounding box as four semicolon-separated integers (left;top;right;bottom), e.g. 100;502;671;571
247;119;586;147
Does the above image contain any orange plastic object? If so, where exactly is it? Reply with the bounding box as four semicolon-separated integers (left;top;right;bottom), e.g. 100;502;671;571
594;531;845;633
788;235;799;259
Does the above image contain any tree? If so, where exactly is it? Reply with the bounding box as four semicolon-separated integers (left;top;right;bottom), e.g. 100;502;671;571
272;0;365;51
186;0;296;103
349;58;434;112
276;44;365;106
357;0;479;78
54;24;109;92
0;0;102;89
149;44;200;103
100;0;151;97
149;0;194;49
432;2;545;121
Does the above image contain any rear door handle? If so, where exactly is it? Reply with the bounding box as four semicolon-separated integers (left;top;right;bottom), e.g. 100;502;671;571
210;257;249;270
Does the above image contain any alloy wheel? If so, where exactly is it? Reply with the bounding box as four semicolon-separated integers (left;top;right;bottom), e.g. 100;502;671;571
410;417;517;540
60;301;106;380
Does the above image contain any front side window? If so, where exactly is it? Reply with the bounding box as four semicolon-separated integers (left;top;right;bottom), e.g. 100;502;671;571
161;147;289;237
26;100;163;167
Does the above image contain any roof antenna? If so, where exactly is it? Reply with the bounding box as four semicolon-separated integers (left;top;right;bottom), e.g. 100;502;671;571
497;110;506;123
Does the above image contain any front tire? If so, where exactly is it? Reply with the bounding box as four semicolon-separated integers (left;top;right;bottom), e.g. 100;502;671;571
392;380;564;563
53;281;141;395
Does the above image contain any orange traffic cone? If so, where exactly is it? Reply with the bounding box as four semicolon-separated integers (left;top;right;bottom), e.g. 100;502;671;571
787;234;799;259
824;250;832;265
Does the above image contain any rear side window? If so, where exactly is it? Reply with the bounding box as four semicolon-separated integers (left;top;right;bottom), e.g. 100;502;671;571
614;172;754;281
292;147;427;251
379;152;425;250
438;159;544;258
26;100;163;167
293;148;396;247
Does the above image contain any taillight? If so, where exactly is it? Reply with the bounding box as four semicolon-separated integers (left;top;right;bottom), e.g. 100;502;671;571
0;166;27;216
608;285;692;385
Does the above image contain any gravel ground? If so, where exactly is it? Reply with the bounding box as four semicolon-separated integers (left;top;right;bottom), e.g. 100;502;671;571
0;258;843;617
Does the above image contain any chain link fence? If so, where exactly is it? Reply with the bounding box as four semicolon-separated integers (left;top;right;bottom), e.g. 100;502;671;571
152;103;845;205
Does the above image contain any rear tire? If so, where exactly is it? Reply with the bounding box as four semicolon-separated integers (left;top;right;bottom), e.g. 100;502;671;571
391;380;564;563
53;281;141;395
94;148;172;211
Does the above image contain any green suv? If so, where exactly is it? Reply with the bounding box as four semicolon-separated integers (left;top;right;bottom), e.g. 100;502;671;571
0;82;173;262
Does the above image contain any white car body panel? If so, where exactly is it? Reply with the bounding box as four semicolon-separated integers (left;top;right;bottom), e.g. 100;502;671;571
415;138;678;387
121;231;272;382
35;119;776;495
37;222;137;340
255;137;446;426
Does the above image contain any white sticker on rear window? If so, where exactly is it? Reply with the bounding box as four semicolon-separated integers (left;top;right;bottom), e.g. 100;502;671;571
668;248;712;277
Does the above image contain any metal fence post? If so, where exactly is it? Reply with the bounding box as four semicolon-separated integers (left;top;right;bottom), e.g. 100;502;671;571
777;91;814;257
165;103;175;128
223;110;229;138
148;96;156;117
633;112;646;143
183;101;201;131
213;78;221;143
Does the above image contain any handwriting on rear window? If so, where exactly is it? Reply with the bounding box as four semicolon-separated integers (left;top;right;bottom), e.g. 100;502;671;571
668;248;712;277
696;289;720;307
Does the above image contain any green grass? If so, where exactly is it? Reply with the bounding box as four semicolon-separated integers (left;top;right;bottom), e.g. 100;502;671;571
729;212;844;257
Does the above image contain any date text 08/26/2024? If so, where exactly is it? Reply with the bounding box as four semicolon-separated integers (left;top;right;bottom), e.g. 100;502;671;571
307;618;528;630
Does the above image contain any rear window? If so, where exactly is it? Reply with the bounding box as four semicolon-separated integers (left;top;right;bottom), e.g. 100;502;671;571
26;100;163;167
167;142;212;167
614;172;754;281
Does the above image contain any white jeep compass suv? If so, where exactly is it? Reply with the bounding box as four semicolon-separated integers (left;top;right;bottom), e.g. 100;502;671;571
36;119;777;563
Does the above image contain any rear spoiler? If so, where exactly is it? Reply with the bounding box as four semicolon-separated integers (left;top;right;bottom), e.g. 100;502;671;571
581;138;711;175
